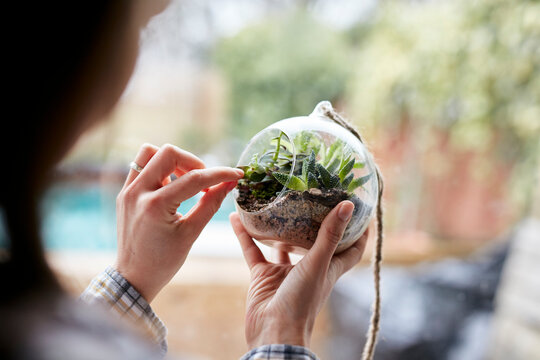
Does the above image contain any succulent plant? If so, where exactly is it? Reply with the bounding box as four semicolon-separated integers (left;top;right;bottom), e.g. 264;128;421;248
238;131;372;200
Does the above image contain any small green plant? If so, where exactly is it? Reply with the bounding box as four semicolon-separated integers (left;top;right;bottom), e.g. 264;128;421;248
238;131;372;201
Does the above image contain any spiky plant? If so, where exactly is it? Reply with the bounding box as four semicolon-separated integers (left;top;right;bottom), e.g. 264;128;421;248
238;131;372;201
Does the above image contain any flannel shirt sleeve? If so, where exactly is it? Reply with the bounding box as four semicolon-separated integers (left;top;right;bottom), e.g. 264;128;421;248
80;266;168;355
240;344;319;360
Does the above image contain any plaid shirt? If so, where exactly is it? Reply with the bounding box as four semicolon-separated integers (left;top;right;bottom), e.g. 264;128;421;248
81;267;319;360
240;345;319;360
80;266;168;354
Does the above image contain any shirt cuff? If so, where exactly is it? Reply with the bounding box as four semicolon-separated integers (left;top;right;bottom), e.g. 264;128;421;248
80;266;168;354
240;344;319;360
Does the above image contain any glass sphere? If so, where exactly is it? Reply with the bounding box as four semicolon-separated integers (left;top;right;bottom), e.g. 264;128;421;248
234;101;379;254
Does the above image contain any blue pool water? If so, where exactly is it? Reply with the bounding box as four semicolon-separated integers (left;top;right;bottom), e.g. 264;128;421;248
28;183;235;251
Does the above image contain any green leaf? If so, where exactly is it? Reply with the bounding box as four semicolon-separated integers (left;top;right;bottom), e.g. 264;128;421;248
248;153;259;167
271;131;285;162
307;172;319;188
272;172;289;186
339;157;355;181
249;171;267;182
316;163;332;187
301;150;316;181
341;148;353;164
328;174;341;188
273;172;307;191
279;154;294;161
287;175;308;191
339;154;350;168
278;137;294;155
319;142;327;164
236;165;250;173
301;156;308;181
324;141;341;165
353;162;365;169
307;149;316;174
348;173;372;192
341;173;354;188
294;131;312;153
294;131;323;156
326;157;341;173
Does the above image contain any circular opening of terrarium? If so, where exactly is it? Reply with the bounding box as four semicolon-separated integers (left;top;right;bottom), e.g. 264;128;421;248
234;101;378;254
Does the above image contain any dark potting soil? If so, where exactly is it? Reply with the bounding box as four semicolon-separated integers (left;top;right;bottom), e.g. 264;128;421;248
235;186;367;252
235;184;276;212
235;184;369;253
236;186;350;213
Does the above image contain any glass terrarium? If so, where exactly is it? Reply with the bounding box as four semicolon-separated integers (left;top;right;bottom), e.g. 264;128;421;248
234;101;379;254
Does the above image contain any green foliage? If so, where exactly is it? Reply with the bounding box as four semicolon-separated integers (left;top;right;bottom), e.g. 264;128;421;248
339;158;356;182
348;174;373;193
238;131;370;200
302;150;317;181
341;173;354;189
326;158;341;174
250;181;282;200
347;0;540;163
273;172;307;191
345;0;540;213
307;172;319;189
214;10;352;141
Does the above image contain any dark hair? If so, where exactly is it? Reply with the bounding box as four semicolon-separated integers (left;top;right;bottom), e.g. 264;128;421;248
1;2;133;303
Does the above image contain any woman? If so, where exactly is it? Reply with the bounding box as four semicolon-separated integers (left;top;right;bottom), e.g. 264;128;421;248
0;1;368;359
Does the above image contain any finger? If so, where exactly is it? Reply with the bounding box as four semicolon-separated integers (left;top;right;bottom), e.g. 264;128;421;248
158;167;244;212
162;176;172;186
166;168;188;187
180;181;237;238
123;143;159;188
271;248;291;265
137;144;206;190
330;228;369;281
162;168;188;187
304;201;354;274
230;212;267;270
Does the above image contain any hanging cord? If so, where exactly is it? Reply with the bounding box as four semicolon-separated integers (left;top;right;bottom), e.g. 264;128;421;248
317;101;384;360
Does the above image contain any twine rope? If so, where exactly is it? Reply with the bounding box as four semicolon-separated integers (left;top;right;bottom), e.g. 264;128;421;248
319;102;384;360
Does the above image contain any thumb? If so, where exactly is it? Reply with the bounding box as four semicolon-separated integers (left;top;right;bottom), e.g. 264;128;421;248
304;200;354;272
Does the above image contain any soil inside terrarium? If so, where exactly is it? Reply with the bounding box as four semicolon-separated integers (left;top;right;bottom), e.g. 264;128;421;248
235;182;371;254
235;183;278;212
235;185;367;252
236;186;350;213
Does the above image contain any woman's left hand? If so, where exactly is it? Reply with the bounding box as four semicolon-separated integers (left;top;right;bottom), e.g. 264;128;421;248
115;143;244;302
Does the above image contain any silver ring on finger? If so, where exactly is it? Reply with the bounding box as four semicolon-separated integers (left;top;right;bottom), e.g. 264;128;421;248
129;161;144;173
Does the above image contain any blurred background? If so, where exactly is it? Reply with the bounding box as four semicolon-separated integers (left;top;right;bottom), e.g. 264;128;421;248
42;0;539;359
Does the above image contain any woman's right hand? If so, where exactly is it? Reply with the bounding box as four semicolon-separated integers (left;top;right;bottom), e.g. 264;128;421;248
230;201;369;349
115;143;244;303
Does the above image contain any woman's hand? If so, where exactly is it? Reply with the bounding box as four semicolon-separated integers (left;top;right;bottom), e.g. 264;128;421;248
115;143;244;303
230;201;368;349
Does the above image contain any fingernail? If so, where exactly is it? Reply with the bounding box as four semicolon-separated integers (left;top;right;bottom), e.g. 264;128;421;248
338;201;354;222
235;169;245;177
